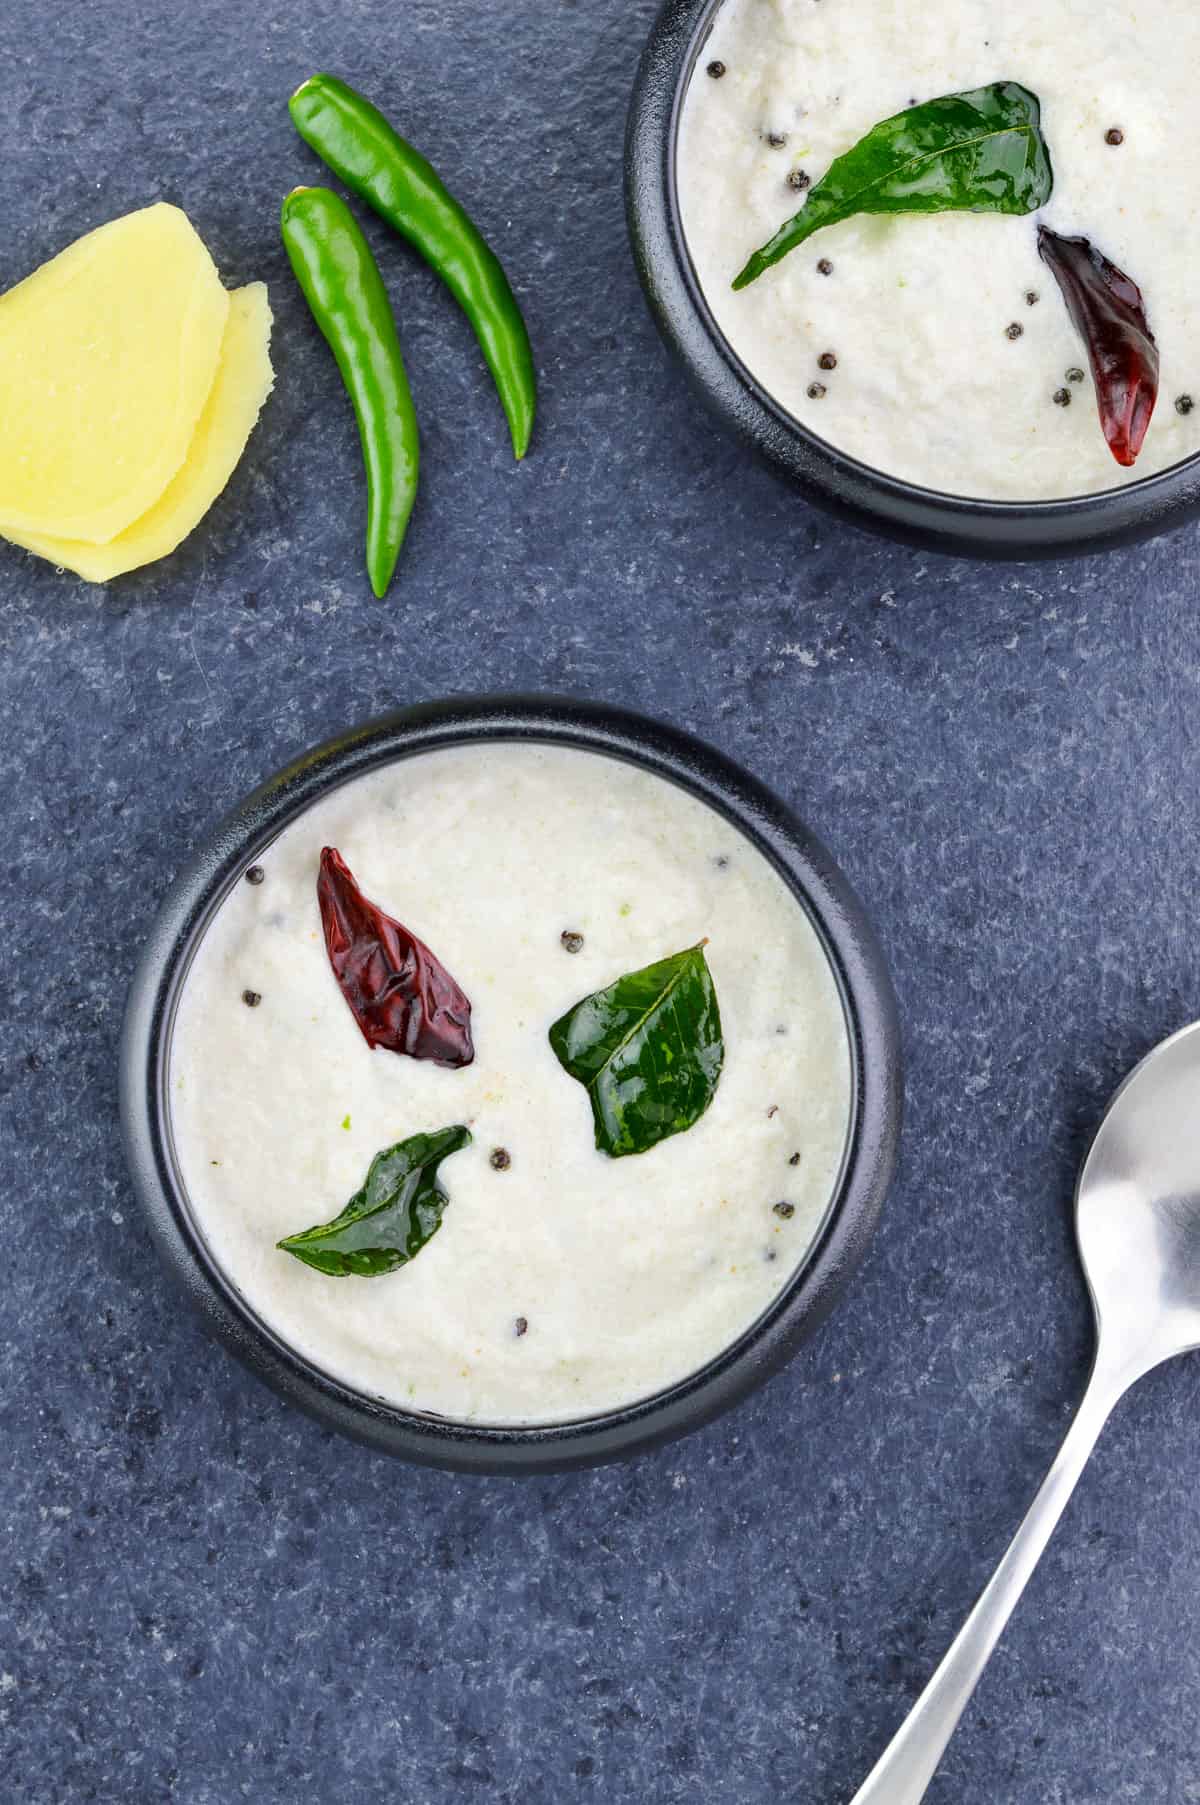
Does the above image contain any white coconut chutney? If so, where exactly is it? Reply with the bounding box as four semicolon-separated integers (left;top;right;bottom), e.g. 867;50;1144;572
677;0;1200;500
169;743;852;1424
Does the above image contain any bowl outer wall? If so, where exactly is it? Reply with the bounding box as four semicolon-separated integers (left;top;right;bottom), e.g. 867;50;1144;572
625;0;1200;560
119;695;903;1473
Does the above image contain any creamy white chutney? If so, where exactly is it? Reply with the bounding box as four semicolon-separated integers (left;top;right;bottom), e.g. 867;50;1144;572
677;0;1200;500
169;743;852;1425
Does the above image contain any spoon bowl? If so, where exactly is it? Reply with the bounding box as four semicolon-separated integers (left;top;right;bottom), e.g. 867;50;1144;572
1076;1020;1200;1377
847;1019;1200;1803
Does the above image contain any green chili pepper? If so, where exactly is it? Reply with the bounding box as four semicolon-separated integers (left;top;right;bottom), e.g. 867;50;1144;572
280;185;419;598
289;73;536;461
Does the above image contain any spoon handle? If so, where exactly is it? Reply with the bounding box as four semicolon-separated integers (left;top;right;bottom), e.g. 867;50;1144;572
846;1365;1120;1804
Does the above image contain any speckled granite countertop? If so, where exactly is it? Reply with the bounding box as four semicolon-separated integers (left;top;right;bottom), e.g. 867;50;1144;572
2;3;1198;1800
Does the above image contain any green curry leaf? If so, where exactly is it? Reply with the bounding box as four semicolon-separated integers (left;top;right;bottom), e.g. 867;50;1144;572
733;81;1053;290
278;1125;471;1276
549;944;724;1158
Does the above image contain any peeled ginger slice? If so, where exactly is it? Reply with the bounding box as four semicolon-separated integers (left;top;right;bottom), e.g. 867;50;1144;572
0;203;229;543
6;284;274;582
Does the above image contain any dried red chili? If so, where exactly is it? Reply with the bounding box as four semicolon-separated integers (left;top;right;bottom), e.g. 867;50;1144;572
317;847;474;1067
1037;225;1159;467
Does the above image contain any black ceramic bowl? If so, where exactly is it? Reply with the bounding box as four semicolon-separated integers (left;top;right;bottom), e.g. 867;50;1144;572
626;0;1200;560
120;697;902;1473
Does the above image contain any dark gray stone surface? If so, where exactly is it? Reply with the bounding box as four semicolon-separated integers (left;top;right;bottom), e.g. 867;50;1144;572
2;2;1198;1800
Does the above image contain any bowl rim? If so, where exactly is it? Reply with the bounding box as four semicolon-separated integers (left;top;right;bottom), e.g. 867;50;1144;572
625;0;1200;558
119;695;903;1473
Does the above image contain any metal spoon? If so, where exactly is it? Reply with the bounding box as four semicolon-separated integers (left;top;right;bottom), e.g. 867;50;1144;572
848;1019;1200;1804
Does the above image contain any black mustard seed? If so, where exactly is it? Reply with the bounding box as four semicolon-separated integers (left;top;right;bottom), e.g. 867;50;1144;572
245;865;265;886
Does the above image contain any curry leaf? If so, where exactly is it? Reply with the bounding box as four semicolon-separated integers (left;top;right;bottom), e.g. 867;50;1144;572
733;81;1053;290
278;1125;471;1276
549;944;724;1158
